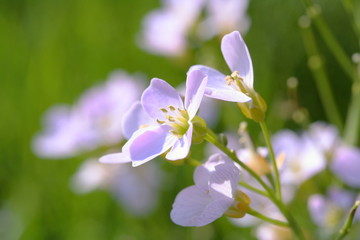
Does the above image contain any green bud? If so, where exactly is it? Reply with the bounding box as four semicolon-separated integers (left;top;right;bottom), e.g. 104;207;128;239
191;116;207;144
218;133;228;146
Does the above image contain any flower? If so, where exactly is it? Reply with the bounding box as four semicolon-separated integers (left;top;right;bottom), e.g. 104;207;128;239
198;0;250;40
138;0;205;56
331;146;360;188
32;71;145;159
190;31;253;103
102;69;208;167
171;153;250;227
71;159;163;217
308;187;359;237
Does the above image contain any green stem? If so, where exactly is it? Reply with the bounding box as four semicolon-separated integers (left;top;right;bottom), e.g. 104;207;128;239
299;17;344;130
301;0;354;80
335;201;360;240
247;208;289;227
239;181;269;198
205;129;305;240
344;64;360;146
259;121;282;200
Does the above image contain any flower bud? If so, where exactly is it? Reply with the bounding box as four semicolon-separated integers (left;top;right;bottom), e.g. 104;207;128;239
191;116;207;144
225;190;251;218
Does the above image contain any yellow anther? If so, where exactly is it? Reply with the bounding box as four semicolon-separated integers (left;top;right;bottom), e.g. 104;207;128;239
160;108;168;113
156;119;165;124
168;105;176;111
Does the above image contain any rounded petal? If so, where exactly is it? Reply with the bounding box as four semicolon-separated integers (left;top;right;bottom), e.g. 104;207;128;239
170;186;230;227
129;125;177;165
99;152;131;164
166;124;193;160
189;65;251;102
184;70;208;119
122;101;154;139
221;31;254;88
141;78;183;120
331;146;360;188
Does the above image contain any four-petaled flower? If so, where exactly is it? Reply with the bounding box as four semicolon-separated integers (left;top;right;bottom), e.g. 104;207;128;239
190;30;254;103
171;153;250;227
101;69;208;167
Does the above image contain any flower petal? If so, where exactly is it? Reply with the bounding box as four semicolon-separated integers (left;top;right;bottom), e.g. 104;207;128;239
141;78;183;120
331;146;360;188
170;186;230;227
129;125;177;166
166;124;193;160
221;31;254;88
122;101;155;139
184;70;208;119
99;152;131;164
189;65;251;102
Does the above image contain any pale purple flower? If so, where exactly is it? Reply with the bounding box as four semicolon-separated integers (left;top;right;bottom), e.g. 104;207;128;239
308;187;359;236
255;223;293;240
71;159;163;217
32;71;145;159
272;129;326;186
123;70;208;166
190;31;253;103
198;0;250;40
307;121;340;156
138;0;205;56
171;153;242;226
331;146;360;188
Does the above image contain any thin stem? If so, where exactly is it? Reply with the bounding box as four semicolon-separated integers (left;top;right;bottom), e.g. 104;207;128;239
301;0;354;80
239;181;269;198
259;121;282;200
247;208;289;227
335;201;360;240
344;63;360;146
299;17;344;130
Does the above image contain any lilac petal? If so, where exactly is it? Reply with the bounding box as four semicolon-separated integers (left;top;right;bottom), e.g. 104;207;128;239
170;186;230;227
99;152;131;164
122;101;155;139
221;31;254;88
207;154;240;200
166;124;193;160
184;70;207;119
189;65;251;102
141;78;183;120
331;146;360;188
129;125;177;165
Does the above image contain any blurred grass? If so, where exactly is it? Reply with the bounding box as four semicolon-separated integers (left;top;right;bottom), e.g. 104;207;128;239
0;0;358;239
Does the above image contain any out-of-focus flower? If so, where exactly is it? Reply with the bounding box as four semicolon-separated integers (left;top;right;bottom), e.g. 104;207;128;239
171;153;250;226
198;0;250;40
32;71;145;159
255;222;293;240
124;70;207;166
331;146;360;188
71;159;163;217
138;0;251;57
272;129;326;187
138;0;205;56
308;187;359;236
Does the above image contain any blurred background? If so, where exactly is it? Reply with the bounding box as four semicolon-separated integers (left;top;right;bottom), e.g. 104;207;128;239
0;0;359;239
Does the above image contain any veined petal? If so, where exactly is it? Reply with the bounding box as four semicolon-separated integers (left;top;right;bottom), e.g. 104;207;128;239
207;154;240;200
221;31;254;88
189;65;251;102
122;101;155;139
129;125;177;165
171;186;231;227
99;152;131;164
166;124;193;160
184;70;208;119
141;78;183;120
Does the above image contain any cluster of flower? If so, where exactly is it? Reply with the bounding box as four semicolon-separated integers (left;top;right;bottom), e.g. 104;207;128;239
138;0;250;56
32;0;360;236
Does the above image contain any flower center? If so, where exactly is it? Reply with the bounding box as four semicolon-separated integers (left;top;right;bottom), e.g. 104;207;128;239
225;190;251;218
156;105;190;138
225;71;250;95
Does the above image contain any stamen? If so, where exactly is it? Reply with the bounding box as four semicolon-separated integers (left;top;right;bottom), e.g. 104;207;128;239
168;105;176;111
157;119;165;124
160;108;168;113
